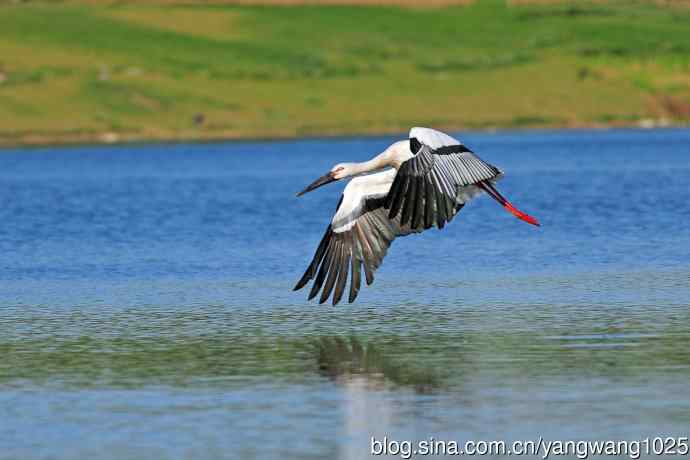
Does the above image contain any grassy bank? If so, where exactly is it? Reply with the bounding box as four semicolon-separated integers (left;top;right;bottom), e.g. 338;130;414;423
1;1;690;146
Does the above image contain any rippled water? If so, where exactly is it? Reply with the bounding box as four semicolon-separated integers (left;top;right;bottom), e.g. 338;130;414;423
1;129;689;459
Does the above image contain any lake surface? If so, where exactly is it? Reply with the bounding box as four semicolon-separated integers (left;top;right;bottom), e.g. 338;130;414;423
1;129;689;459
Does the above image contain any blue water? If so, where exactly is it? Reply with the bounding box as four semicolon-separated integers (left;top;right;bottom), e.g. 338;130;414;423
1;129;689;459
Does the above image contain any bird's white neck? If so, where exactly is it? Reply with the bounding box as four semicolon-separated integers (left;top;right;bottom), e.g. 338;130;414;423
343;140;412;177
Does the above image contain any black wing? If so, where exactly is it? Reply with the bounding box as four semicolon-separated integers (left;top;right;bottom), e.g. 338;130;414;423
384;128;502;230
294;196;420;305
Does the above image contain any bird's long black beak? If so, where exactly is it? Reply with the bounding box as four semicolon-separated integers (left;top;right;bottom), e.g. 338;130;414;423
296;172;338;197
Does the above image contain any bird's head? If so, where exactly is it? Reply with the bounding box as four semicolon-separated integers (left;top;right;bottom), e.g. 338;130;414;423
296;163;354;197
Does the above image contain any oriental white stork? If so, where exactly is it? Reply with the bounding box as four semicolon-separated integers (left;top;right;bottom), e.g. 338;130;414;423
294;127;539;305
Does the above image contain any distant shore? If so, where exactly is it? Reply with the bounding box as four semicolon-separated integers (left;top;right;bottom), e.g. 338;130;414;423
2;1;690;148
1;118;686;149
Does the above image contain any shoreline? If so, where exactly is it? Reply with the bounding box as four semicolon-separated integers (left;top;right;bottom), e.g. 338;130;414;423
1;118;686;150
3;3;690;151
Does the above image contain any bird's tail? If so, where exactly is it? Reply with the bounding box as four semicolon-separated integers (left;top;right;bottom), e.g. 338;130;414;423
477;181;540;227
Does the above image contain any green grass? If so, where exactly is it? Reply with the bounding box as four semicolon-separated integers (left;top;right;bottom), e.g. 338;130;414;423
1;1;690;146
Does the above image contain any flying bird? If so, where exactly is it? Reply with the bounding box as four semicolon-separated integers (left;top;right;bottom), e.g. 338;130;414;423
294;127;539;305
